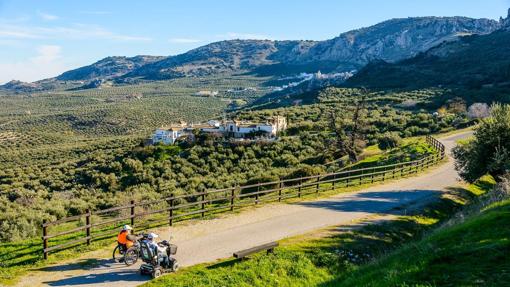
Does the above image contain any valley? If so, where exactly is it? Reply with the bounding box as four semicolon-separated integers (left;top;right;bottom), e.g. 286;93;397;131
1;4;510;287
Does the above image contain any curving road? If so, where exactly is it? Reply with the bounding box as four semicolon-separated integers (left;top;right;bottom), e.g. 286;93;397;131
14;132;471;287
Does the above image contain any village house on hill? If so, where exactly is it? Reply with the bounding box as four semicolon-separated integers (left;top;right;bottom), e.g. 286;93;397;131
151;116;287;145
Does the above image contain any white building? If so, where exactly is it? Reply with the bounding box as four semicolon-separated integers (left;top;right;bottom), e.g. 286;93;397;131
202;116;287;138
194;90;219;97
152;122;194;145
151;116;287;145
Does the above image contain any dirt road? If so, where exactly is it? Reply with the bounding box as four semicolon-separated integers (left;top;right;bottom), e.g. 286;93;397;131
14;132;471;287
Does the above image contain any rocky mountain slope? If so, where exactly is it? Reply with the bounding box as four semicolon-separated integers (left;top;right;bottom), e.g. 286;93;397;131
347;11;510;89
122;16;499;81
0;15;502;93
299;17;498;67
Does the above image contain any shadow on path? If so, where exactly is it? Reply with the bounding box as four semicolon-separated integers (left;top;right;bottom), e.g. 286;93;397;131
44;270;147;286
296;190;441;214
39;259;120;272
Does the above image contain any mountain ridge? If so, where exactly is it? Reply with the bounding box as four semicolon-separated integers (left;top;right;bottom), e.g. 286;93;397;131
346;12;510;90
0;15;502;93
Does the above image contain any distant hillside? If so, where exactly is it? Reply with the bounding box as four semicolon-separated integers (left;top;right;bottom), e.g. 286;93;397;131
0;15;501;93
297;16;499;69
0;56;164;94
119;40;318;80
347;13;510;89
57;55;164;81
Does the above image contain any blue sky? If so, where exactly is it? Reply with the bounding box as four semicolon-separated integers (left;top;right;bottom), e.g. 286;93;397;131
0;0;509;83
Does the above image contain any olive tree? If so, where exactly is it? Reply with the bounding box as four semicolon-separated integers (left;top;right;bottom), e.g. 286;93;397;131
467;103;490;120
378;132;402;150
453;104;510;182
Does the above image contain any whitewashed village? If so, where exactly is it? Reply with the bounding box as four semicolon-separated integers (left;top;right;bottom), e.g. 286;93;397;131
151;116;287;145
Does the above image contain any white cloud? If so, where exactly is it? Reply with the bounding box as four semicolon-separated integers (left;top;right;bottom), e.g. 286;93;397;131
0;23;151;42
169;38;201;44
0;15;31;23
31;45;62;64
0;28;39;39
0;45;70;83
0;39;21;46
38;12;59;21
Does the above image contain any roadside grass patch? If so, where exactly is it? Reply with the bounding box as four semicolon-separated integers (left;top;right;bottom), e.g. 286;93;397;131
346;139;435;170
0;236;114;285
334;198;510;286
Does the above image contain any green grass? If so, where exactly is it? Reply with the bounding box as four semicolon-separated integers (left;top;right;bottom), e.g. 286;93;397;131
142;177;498;287
334;199;509;286
0;236;116;285
345;139;435;170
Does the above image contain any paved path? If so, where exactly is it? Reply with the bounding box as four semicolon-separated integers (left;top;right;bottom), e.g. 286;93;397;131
14;132;471;287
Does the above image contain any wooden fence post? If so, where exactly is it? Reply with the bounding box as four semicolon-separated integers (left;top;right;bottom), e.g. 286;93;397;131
168;194;174;226
130;200;135;227
201;192;206;217
256;183;260;205
42;220;48;260
230;188;235;211
332;174;336;190
316;176;320;194
85;209;91;245
278;182;282;202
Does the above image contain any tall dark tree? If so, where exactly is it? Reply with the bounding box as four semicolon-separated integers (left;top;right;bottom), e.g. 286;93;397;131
329;88;368;163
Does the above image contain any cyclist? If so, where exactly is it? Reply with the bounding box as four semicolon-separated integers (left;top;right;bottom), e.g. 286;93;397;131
117;225;135;251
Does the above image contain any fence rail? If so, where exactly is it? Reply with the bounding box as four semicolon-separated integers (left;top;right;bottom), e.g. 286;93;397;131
41;135;445;259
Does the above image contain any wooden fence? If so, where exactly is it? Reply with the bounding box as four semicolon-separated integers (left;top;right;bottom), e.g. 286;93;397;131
42;135;445;259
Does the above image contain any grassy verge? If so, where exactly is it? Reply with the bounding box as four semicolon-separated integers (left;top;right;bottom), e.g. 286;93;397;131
334;186;509;286
435;126;474;138
142;176;497;287
347;138;435;170
0;236;115;285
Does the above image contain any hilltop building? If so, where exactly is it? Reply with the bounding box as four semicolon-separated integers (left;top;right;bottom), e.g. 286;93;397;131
151;116;287;145
194;90;219;97
152;121;194;145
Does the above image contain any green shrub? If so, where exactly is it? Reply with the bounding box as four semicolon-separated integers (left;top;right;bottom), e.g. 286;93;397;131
377;132;402;150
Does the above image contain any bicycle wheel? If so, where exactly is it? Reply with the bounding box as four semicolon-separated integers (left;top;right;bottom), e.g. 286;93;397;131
112;245;123;262
124;247;139;266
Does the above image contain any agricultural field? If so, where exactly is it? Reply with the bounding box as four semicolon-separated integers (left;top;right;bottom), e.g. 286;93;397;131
0;76;270;241
0;78;476;244
239;87;473;144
